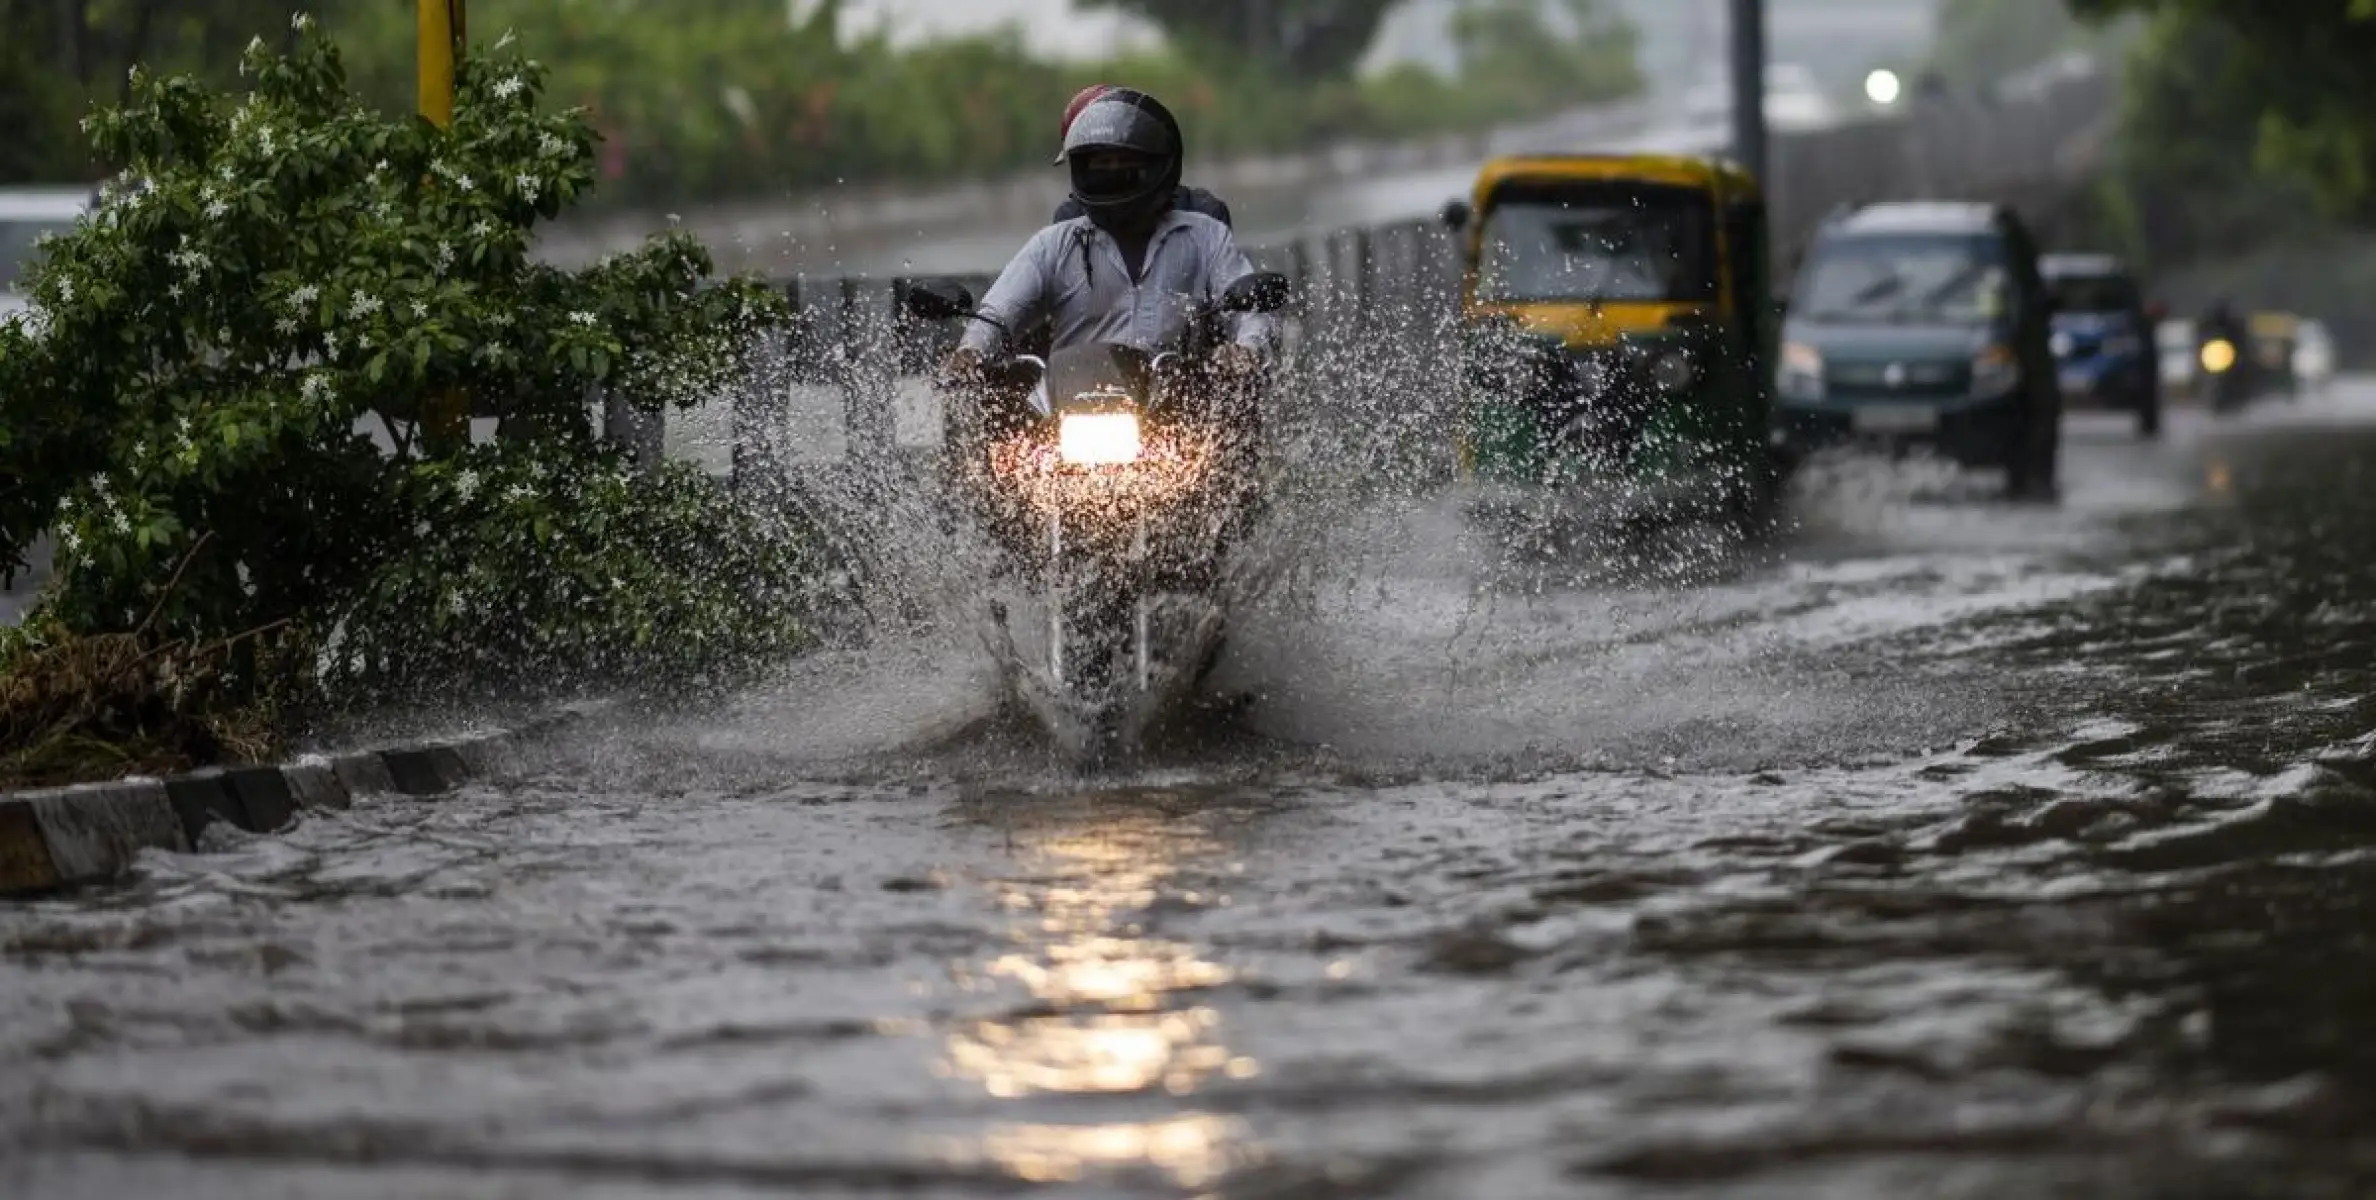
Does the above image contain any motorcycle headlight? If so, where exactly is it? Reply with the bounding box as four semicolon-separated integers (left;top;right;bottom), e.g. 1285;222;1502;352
1057;411;1141;465
2200;338;2236;373
1777;340;1824;400
2049;331;2075;358
1972;343;2019;398
1650;348;1697;393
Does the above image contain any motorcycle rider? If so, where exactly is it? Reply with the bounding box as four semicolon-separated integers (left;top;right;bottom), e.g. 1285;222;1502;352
941;87;1272;389
2199;296;2247;346
1049;84;1235;229
2197;295;2254;400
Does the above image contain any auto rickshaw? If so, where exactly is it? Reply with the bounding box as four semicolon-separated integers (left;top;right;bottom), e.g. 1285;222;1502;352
1440;153;1779;529
2248;310;2301;397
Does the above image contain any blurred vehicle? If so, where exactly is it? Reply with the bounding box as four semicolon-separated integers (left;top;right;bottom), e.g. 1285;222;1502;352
2194;306;2299;414
1441;152;1780;527
1682;62;1837;134
2249;311;2301;397
2295;317;2337;394
0;186;93;320
1772;201;2062;498
2157;317;2197;397
2040;253;2161;438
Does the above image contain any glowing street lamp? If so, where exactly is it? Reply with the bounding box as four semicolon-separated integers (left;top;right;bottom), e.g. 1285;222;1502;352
1865;68;1903;107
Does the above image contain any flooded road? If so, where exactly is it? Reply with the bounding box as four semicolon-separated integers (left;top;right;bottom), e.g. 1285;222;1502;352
11;388;2376;1198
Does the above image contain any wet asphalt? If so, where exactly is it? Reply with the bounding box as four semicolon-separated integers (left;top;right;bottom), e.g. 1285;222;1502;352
7;386;2376;1199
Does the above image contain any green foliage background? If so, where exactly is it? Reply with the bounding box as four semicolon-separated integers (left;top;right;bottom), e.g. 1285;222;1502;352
3;0;1646;208
0;20;825;782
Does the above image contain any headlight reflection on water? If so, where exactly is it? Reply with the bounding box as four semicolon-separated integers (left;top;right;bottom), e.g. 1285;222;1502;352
932;809;1264;1188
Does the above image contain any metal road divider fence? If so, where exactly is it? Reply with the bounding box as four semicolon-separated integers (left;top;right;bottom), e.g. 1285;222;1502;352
619;63;2118;497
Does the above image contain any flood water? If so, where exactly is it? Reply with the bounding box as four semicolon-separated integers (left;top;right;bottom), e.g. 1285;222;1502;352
8;388;2376;1198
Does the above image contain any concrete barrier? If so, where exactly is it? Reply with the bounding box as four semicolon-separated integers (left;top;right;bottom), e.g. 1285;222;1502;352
0;701;614;896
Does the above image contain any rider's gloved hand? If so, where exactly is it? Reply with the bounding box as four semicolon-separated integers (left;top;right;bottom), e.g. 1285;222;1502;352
938;348;986;389
1212;343;1263;382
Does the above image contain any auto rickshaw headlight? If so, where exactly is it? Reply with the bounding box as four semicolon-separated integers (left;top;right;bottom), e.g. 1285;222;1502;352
1650;348;1697;393
2200;338;2237;373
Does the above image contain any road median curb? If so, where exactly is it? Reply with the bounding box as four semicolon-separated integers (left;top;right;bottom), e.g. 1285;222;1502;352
0;699;614;897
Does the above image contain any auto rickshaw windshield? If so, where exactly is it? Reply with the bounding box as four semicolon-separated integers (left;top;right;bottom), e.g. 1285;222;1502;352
1474;181;1718;305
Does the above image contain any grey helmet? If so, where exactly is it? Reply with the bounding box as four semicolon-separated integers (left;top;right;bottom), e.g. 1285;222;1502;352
1055;88;1183;231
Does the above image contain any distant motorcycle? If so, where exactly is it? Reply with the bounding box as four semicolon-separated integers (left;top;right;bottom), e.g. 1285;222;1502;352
2197;329;2252;414
905;271;1290;760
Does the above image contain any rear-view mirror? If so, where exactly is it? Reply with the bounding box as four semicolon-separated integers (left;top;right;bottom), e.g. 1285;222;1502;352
1439;199;1472;231
903;280;974;322
1222;271;1291;314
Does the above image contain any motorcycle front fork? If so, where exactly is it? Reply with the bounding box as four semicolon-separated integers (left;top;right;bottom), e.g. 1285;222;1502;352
1045;507;1151;697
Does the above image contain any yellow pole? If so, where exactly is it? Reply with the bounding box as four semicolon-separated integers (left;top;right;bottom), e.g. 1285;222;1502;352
417;0;455;129
418;0;467;453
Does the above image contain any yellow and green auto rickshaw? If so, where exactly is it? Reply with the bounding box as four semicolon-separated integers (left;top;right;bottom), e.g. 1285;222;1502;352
1440;152;1781;527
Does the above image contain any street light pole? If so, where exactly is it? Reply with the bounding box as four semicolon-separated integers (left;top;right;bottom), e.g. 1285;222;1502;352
1729;0;1767;185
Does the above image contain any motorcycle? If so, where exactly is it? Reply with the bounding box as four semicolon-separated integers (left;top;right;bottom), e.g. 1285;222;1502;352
2197;329;2250;414
903;270;1291;760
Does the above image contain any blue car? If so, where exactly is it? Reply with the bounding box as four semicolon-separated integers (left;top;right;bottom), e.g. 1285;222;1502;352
2040;253;2161;439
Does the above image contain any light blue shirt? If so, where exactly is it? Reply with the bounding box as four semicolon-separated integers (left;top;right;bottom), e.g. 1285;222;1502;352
958;211;1277;360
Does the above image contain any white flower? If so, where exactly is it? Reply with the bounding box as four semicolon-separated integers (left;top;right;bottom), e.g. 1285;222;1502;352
275;315;297;336
292;12;313;31
350;290;382;318
454;469;481;500
469;219;495;238
301;374;332;402
204;198;228;220
504;483;533;503
413;520;431;537
514;173;540;201
496;28;518;49
570;311;598;327
373;158;390;176
492;76;525;100
55;278;72;303
59;529;78;551
446;592;468;616
538;133;568;157
453;173;474;192
167;282;184;300
175;416;192;439
323;330;340;360
411;300;429;319
289;283;319;308
110;510;131;533
247;35;265;56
